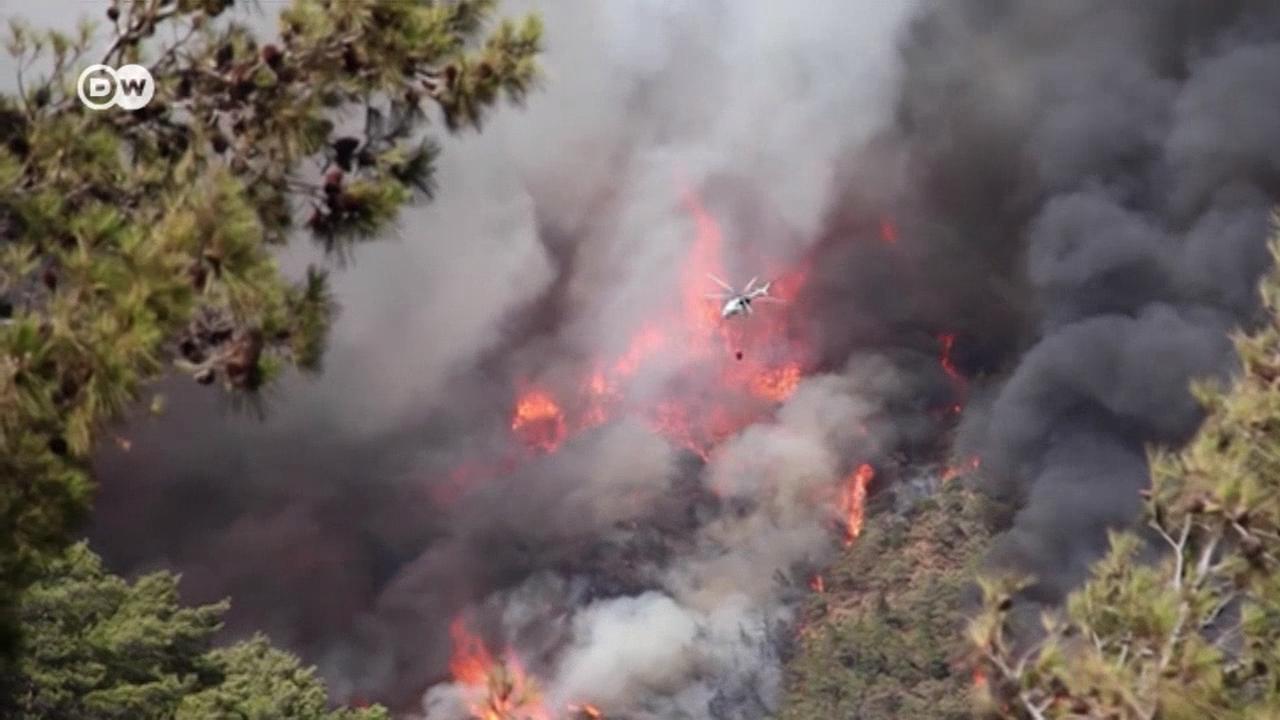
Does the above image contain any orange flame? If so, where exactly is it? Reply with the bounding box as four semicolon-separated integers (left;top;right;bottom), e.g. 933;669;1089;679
506;184;813;458
941;455;982;482
938;333;962;382
511;389;568;453
838;464;875;545
748;363;803;403
972;666;988;689
679;186;730;338
612;324;667;377
937;332;971;420
809;575;825;593
449;616;498;686
448;617;551;720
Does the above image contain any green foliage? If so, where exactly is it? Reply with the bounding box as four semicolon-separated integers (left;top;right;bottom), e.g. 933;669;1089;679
8;542;381;719
13;543;223;719
971;221;1280;719
0;0;540;691
780;480;993;720
176;637;387;720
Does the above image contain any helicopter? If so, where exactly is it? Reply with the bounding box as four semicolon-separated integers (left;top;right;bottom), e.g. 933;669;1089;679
706;273;783;319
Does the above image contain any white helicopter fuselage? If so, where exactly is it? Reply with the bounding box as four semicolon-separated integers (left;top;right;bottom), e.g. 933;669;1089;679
720;296;753;319
713;279;773;320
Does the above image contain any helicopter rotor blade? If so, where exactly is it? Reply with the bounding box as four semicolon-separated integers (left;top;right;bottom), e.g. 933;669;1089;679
707;273;734;292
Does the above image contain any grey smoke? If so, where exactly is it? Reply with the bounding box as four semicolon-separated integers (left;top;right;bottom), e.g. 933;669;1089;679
898;0;1280;597
415;352;912;720
64;0;1280;717
87;0;937;716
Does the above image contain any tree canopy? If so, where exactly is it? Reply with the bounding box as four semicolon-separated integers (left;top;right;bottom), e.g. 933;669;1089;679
0;0;540;709
11;542;386;719
781;479;993;720
972;222;1280;719
783;224;1280;719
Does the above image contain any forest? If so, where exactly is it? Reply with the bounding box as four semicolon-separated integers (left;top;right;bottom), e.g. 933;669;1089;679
3;1;1279;719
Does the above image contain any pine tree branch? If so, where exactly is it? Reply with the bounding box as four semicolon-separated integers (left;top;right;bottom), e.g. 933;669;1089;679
1195;533;1221;586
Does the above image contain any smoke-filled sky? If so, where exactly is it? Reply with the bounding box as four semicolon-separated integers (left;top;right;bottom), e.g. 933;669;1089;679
7;0;1279;717
925;0;1280;599
85;2;941;714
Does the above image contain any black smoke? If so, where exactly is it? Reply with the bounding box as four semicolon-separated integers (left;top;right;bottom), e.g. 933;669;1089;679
91;2;946;714
82;0;1280;717
890;0;1280;598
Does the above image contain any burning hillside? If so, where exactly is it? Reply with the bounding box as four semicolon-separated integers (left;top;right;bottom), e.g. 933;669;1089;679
85;1;1280;719
414;184;974;720
504;188;812;462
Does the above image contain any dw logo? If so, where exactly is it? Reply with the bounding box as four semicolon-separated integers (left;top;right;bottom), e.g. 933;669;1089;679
77;64;155;111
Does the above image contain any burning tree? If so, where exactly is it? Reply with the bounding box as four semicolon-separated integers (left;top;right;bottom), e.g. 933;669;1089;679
838;463;876;545
781;478;993;720
0;0;540;709
465;665;548;720
440;616;617;720
446;617;553;720
971;224;1280;718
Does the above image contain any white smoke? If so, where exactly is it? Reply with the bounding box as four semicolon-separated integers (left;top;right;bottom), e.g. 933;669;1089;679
413;348;910;719
401;2;926;711
59;0;930;715
548;593;701;710
44;0;1275;715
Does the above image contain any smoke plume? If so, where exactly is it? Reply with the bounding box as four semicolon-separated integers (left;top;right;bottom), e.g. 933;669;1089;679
892;0;1280;599
81;0;1280;717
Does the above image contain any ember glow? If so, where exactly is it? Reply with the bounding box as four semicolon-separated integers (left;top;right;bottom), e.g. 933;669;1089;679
879;216;898;245
936;332;974;422
942;455;982;482
838;463;876;545
938;333;962;382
